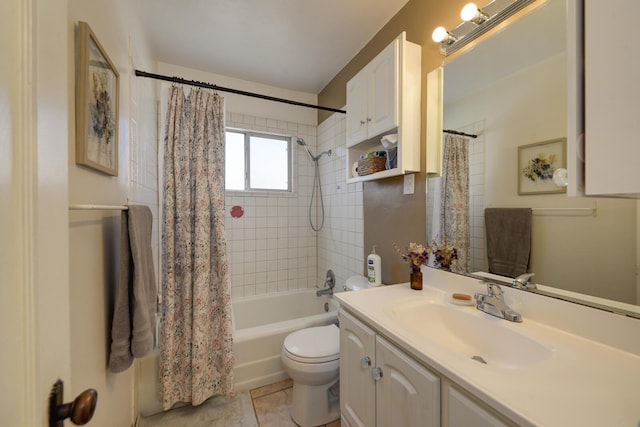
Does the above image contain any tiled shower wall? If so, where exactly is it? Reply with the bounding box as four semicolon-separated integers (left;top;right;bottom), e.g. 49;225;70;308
224;111;365;298
225;113;319;297
317;112;365;290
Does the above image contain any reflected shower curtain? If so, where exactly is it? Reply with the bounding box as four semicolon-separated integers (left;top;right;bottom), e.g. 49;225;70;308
160;86;234;409
440;134;470;273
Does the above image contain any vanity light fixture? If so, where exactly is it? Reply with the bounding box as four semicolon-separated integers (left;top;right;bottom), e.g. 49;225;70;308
433;0;536;56
431;26;459;44
461;3;490;25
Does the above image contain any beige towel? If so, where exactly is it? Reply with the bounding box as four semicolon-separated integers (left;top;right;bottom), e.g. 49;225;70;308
484;208;532;278
108;205;157;373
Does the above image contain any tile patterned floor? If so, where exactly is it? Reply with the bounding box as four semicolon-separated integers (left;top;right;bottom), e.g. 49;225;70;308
138;379;341;427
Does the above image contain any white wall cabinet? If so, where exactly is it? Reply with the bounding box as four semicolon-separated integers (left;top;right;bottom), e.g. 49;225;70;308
345;32;421;183
339;309;440;427
568;0;640;198
340;308;516;427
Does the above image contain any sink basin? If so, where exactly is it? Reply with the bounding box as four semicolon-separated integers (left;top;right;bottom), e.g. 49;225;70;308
391;301;553;369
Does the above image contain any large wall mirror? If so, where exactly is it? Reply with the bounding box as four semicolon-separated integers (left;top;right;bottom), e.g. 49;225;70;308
427;0;640;316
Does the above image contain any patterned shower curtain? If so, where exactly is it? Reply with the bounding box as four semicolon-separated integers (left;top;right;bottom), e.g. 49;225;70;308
440;134;471;273
160;86;234;410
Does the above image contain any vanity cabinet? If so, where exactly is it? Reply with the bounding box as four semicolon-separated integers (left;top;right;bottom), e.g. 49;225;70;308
345;32;421;183
443;382;513;427
339;309;440;427
340;308;516;427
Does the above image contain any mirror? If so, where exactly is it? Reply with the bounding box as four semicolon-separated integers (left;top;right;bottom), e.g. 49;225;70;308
427;0;640;316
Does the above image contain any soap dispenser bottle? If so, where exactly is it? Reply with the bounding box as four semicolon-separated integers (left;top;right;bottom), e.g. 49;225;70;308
367;246;382;286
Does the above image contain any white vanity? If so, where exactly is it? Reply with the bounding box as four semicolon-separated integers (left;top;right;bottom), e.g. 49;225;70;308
335;267;640;427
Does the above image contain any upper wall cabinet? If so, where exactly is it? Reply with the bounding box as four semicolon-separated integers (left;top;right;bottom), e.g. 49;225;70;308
568;0;640;198
345;32;422;183
582;0;640;197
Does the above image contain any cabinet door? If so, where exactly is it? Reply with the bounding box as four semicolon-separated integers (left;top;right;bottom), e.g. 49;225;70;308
346;70;369;147
447;385;511;427
584;1;640;196
375;336;440;427
368;39;399;138
339;310;376;427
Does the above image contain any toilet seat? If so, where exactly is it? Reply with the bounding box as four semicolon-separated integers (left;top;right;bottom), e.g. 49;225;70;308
283;325;339;363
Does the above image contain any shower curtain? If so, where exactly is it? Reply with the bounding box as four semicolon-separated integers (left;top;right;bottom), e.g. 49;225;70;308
160;86;234;410
440;134;470;273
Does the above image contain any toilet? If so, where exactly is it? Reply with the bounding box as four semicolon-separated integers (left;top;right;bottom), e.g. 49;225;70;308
281;275;374;426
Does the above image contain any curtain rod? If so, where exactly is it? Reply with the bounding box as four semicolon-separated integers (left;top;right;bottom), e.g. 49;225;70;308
443;129;478;138
134;70;346;114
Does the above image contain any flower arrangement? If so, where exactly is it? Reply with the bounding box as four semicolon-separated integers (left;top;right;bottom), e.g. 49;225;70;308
394;242;430;272
430;239;459;271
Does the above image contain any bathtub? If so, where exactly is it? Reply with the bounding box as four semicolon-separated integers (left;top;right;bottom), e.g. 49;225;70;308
232;288;339;391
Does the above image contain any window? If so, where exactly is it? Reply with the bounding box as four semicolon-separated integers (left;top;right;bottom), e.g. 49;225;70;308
225;130;291;192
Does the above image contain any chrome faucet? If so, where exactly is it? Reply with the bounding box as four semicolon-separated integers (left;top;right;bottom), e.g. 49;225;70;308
513;272;536;290
474;282;522;322
316;269;336;296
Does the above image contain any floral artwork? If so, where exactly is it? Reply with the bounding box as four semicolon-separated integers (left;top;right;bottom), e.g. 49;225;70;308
518;138;566;195
76;22;119;176
521;152;556;182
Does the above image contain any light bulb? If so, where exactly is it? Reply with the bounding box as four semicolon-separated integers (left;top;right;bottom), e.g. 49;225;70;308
461;3;480;21
432;27;448;43
461;2;489;24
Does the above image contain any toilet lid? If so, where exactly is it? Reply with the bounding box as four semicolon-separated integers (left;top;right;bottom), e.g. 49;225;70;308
284;324;340;363
345;275;372;291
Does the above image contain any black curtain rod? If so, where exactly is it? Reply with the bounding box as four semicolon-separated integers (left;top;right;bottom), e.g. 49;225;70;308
134;70;346;114
443;129;478;138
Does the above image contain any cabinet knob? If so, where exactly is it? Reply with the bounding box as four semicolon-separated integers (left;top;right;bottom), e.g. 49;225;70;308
371;366;383;381
360;120;366;125
366;117;372;122
360;356;371;368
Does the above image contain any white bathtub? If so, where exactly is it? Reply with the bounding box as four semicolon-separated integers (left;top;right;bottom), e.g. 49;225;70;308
232;289;339;391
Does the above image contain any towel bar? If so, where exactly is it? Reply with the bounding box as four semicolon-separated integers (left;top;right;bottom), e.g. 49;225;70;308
69;204;128;211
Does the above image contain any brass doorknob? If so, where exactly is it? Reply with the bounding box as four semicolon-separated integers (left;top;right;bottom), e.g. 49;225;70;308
50;380;98;426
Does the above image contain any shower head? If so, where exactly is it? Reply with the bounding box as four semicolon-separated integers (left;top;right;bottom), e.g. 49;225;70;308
296;137;332;161
296;137;315;160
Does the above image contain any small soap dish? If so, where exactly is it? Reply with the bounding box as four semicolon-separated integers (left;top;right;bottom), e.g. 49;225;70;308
449;292;475;306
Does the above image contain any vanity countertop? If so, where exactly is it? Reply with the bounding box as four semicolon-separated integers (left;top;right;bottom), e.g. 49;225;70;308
335;268;640;427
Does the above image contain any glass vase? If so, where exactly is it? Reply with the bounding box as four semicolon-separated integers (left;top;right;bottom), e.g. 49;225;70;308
410;268;422;290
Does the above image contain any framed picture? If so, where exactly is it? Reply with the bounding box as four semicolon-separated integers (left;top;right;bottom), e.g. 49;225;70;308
75;21;119;176
518;138;566;195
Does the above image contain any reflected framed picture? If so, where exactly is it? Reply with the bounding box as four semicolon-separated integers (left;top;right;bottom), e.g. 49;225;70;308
75;21;119;176
518;138;566;195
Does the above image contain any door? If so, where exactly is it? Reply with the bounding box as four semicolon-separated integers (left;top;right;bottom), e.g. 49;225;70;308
447;386;511;427
0;0;72;424
375;336;440;427
339;310;376;427
367;39;399;138
346;69;369;146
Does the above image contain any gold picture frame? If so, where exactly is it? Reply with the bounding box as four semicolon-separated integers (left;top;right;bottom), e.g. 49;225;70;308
75;21;119;176
517;138;566;195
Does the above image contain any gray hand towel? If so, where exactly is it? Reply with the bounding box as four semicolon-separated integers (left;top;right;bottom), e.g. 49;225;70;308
484;208;532;278
108;205;157;373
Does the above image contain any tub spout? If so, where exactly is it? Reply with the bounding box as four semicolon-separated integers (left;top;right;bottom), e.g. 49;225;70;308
316;287;333;296
316;269;335;296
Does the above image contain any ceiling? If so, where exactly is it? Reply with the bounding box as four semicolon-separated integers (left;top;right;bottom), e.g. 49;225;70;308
134;0;410;94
